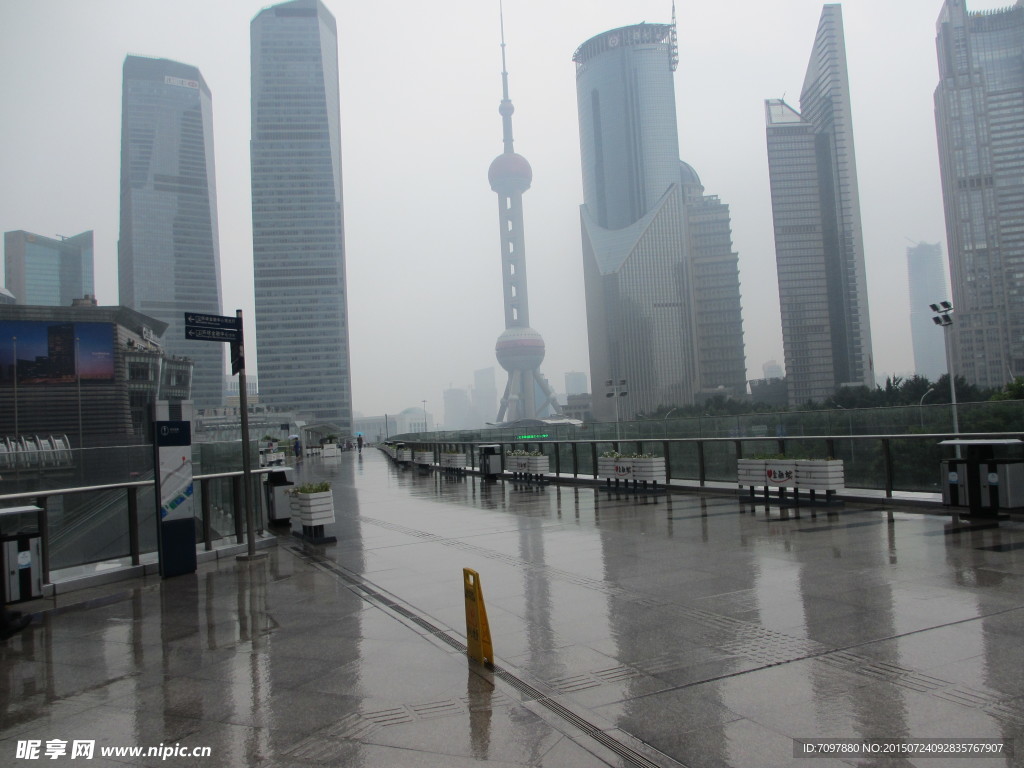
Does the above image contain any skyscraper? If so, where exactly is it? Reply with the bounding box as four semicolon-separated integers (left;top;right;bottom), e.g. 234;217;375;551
118;55;223;409
906;242;948;381
574;20;745;419
489;15;559;423
4;230;94;306
251;0;352;432
935;0;1024;388
765;4;874;406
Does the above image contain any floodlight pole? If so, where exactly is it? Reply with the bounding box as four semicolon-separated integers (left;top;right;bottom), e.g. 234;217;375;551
932;302;960;458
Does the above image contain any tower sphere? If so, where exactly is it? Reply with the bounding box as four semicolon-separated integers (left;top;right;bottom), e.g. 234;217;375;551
488;152;533;194
495;326;545;372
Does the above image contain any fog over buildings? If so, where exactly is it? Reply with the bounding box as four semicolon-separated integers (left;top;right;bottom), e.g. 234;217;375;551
1;0;1012;422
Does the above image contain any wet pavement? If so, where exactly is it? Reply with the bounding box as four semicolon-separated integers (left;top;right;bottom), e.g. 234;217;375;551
4;450;1024;766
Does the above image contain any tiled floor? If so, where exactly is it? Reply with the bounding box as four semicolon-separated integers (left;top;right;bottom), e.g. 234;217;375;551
4;451;1024;766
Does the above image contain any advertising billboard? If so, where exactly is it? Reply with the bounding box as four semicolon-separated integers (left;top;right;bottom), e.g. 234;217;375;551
0;321;114;385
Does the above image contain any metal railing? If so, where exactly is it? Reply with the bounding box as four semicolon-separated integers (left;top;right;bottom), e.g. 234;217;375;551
0;441;278;585
388;430;1024;498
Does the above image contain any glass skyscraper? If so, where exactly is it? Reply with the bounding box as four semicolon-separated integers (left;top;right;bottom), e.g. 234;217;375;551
574;22;746;419
250;0;352;432
118;55;224;409
935;0;1024;388
4;230;94;306
765;4;873;406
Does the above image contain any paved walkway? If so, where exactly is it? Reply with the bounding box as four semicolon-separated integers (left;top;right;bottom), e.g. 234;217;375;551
4;450;1024;766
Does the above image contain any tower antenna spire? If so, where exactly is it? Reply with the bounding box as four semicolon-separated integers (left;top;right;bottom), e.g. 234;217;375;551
498;0;514;153
669;0;679;71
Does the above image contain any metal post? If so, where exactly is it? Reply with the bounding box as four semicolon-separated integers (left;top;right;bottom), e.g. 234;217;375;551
235;310;263;561
944;324;961;442
201;478;212;551
127;486;140;565
36;495;49;585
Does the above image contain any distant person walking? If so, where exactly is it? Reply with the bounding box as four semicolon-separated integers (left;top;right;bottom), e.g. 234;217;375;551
357;435;363;454
294;438;302;460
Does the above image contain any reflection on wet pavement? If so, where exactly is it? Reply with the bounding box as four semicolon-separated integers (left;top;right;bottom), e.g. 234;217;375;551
4;450;1024;766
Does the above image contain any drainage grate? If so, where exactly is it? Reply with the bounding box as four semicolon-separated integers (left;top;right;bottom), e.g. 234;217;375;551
285;544;686;768
977;541;1024;552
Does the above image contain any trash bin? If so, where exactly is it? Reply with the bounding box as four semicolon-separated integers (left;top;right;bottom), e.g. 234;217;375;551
993;459;1024;509
264;468;294;525
3;528;43;603
941;459;967;506
479;445;503;479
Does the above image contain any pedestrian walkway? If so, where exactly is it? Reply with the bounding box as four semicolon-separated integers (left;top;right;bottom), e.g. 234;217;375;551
3;450;1024;766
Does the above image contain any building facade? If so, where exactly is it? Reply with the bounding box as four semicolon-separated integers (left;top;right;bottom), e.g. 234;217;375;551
765;5;874;406
4;230;94;307
906;242;949;381
118;55;223;411
250;0;353;434
574;21;745;419
681;165;747;402
935;0;1024;388
0;303;191;447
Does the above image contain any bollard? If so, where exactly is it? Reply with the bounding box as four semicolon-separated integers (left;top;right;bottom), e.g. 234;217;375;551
463;568;494;665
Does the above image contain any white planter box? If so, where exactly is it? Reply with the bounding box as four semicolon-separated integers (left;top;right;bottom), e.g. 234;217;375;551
598;457;633;480
290;490;335;526
506;455;549;474
795;460;845;491
765;460;797;487
322;444;339;457
737;459;767;486
441;453;467;468
632;457;665;482
414;451;434;465
397;450;412;462
259;451;286;467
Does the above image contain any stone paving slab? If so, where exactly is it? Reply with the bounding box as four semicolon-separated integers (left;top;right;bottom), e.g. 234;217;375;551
5;451;1024;766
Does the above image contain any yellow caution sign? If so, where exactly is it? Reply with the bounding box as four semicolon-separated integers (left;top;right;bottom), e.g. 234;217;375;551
463;568;494;665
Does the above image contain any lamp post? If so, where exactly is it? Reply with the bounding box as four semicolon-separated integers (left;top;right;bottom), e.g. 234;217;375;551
12;336;18;444
75;336;84;449
605;378;628;442
919;387;935;430
930;301;960;455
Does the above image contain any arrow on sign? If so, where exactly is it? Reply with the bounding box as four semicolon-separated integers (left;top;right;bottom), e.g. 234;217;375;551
185;326;238;342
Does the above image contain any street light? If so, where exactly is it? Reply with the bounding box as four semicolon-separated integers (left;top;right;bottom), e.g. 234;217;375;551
919;386;935;430
605;378;628;441
931;300;960;455
75;336;83;448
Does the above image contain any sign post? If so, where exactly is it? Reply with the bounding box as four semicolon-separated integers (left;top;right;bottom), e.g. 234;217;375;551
153;419;196;578
184;310;262;560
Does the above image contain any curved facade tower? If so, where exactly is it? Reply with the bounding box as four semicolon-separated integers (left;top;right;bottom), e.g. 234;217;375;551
575;19;746;419
489;19;559;423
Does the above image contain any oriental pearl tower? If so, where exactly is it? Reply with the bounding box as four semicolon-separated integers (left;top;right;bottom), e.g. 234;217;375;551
489;9;560;423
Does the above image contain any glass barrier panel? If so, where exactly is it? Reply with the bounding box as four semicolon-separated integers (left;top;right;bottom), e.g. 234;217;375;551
668;441;699;481
704;441;738;483
889;436;945;493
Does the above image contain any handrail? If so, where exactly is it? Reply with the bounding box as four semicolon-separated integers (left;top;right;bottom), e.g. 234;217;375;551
0;467;281;504
0;467;280;588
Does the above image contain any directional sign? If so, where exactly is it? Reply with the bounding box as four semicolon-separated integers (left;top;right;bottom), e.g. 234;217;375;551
185;326;238;342
184;313;238;330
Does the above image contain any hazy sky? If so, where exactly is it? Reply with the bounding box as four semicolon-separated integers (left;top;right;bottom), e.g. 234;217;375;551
0;0;1005;423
